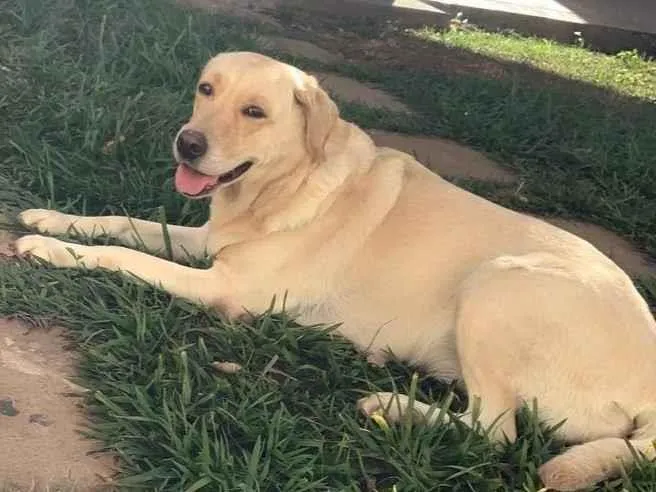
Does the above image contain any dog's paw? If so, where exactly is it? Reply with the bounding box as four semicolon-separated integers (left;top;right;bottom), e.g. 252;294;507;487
14;234;81;268
357;392;413;423
19;209;72;234
538;455;602;492
358;392;448;426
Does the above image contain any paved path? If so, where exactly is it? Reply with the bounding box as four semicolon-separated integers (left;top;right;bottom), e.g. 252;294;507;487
360;0;656;35
282;0;656;54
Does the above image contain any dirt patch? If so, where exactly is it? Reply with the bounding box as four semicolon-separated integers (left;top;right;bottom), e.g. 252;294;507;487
543;218;656;278
178;0;282;27
311;72;411;113
0;318;115;490
181;0;278;9
253;37;411;112
271;12;511;79
368;129;516;182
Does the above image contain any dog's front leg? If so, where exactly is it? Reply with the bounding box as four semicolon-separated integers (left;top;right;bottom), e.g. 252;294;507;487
14;235;222;305
19;209;208;260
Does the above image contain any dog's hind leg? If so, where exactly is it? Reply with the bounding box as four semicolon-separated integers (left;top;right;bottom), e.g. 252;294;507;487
357;327;518;441
19;208;208;259
456;253;656;490
357;388;516;445
357;387;516;443
357;261;530;443
358;392;453;426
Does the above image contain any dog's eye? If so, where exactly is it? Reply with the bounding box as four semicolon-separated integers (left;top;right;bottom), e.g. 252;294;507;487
198;83;213;96
242;105;266;119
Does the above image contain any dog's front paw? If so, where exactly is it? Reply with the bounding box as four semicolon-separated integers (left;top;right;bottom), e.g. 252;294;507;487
14;235;82;268
19;208;72;235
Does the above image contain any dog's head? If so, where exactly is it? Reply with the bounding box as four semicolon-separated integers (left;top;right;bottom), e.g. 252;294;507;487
173;51;339;199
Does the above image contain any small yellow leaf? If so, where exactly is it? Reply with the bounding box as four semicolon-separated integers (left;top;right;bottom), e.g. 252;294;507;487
371;411;390;431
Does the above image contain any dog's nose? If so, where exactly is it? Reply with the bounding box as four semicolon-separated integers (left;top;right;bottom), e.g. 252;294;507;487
176;129;207;161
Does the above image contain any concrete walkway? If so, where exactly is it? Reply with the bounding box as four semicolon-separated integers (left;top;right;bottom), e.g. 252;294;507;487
358;0;656;35
280;0;656;54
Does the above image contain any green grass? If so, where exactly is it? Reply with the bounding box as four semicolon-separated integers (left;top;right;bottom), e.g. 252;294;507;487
411;26;656;102
0;0;655;490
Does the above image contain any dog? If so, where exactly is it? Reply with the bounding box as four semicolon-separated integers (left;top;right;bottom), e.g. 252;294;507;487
15;51;656;491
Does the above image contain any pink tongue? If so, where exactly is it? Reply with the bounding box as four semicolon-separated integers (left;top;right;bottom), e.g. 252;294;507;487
174;164;218;195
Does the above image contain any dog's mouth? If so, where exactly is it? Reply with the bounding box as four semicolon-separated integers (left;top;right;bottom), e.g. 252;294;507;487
174;161;253;198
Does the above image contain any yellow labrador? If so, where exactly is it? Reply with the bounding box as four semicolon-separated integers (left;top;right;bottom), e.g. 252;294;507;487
15;52;656;491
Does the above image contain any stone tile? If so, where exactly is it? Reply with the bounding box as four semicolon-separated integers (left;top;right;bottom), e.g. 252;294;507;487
178;0;283;28
312;72;411;113
368;129;516;182
257;36;344;64
544;218;656;278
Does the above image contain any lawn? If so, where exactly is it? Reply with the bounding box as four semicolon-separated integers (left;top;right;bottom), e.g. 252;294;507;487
0;0;655;490
412;25;656;102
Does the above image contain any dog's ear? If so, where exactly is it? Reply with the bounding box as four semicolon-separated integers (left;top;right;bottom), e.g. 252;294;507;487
294;74;339;162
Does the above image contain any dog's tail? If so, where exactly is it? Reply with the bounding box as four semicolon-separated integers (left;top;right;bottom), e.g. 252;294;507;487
538;408;656;491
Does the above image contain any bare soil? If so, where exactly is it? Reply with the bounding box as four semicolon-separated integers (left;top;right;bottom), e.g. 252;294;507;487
0;317;116;491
